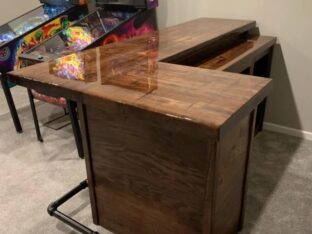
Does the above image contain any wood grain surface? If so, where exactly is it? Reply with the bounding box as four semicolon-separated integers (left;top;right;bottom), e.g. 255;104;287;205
8;27;273;137
81;102;255;233
196;36;275;72
87;105;211;233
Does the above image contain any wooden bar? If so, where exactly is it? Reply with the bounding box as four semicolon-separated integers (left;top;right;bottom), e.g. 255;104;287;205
8;18;275;234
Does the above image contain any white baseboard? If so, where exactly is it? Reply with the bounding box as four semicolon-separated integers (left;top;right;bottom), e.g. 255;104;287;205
263;122;312;141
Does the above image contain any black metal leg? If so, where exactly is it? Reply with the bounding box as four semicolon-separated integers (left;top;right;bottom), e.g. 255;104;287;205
27;88;43;142
255;98;267;134
48;180;99;234
67;100;84;159
0;73;22;133
253;49;274;136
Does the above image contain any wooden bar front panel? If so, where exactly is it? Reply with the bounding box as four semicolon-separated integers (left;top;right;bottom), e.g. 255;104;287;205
87;104;213;233
84;103;254;234
212;114;252;234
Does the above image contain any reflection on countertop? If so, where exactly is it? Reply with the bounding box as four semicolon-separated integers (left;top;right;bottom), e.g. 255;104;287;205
8;18;274;132
48;32;159;93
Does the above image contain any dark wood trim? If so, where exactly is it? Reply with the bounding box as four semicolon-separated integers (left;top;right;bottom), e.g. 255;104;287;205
202;141;217;234
239;109;257;230
77;103;99;225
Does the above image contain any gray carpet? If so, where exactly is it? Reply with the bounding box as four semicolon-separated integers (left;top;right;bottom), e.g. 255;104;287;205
0;86;29;116
0;87;312;233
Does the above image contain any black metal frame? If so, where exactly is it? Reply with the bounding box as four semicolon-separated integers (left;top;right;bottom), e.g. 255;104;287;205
96;0;148;8
27;88;43;142
253;49;274;135
67;100;84;158
0;73;23;133
47;180;99;234
27;90;84;158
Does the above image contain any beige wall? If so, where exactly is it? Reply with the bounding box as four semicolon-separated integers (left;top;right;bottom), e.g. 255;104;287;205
157;0;312;133
0;0;40;25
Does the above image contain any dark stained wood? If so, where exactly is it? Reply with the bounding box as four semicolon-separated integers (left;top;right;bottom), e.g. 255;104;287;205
166;33;275;137
7;18;275;234
77;103;99;225
212;113;253;234
87;105;212;234
239;110;257;231
198;39;254;69
81;101;256;234
196;36;275;72
156;18;256;62
8;45;272;138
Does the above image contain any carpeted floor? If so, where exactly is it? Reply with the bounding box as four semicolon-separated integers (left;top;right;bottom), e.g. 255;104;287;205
0;86;311;234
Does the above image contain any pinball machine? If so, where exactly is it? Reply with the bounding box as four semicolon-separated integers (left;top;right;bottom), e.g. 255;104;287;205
21;0;158;64
18;0;158;158
0;0;87;133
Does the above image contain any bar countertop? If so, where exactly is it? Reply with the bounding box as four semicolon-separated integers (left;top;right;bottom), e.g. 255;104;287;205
8;18;273;138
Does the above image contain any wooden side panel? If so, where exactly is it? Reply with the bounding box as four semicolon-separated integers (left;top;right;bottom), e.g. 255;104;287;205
202;142;217;234
212;114;252;234
77;103;99;224
86;105;215;234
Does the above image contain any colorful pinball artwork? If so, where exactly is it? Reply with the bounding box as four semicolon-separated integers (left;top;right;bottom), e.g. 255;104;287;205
0;9;70;73
15;16;69;69
62;26;93;51
50;53;85;81
102;12;157;45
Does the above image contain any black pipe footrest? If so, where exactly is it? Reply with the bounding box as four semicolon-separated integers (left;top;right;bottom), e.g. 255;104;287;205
47;180;99;234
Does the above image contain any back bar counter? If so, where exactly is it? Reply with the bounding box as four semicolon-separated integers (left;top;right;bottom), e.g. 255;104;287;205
8;18;275;234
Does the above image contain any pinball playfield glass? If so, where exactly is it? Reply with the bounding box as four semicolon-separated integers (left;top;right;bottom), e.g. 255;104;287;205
0;3;86;133
21;0;159;65
0;4;79;72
